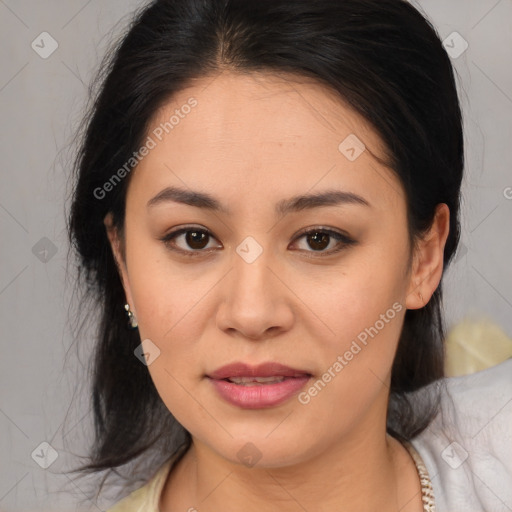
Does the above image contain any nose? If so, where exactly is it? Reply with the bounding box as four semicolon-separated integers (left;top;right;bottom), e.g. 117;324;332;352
215;245;295;341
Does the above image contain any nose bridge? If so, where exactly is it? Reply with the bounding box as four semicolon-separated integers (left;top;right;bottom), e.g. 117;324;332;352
216;235;293;338
231;236;275;308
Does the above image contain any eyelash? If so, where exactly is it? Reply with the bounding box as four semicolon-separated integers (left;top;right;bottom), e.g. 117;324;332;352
159;225;357;258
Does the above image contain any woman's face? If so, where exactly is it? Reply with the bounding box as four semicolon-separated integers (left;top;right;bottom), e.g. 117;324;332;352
107;71;441;467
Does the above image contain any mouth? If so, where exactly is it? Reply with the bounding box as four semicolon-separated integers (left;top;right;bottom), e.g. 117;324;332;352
206;361;313;380
221;375;293;385
206;362;313;408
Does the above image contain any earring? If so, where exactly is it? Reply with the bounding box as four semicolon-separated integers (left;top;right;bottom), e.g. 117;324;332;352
124;303;138;329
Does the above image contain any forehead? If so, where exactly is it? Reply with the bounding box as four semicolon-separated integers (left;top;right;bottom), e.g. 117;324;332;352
150;71;389;158
129;71;404;214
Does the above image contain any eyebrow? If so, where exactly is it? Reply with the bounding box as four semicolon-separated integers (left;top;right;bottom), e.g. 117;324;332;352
146;185;370;215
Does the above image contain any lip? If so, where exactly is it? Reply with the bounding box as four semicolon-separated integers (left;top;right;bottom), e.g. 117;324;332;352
207;362;312;380
206;362;312;409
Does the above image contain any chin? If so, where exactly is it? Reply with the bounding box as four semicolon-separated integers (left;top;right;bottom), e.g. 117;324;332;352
196;428;317;469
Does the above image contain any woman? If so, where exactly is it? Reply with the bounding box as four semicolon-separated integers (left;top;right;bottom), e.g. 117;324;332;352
67;0;512;510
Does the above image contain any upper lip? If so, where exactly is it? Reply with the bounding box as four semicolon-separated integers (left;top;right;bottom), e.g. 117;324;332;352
207;362;312;380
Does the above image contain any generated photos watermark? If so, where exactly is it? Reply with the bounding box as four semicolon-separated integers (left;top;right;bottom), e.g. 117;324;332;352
93;97;198;200
298;301;403;404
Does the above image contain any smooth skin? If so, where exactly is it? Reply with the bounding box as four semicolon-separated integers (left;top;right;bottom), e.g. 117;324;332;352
105;71;450;512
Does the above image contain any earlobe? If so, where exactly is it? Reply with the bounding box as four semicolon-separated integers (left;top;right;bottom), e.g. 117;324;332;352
405;203;450;310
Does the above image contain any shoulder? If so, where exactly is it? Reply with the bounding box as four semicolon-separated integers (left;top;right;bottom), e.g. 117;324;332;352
410;358;512;511
106;484;151;512
105;456;177;512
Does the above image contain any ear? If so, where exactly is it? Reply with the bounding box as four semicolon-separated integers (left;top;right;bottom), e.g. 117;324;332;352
405;203;450;310
104;212;136;315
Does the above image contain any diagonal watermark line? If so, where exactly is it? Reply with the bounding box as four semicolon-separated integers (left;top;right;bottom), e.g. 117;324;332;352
264;410;294;438
0;407;30;439
164;163;233;234
471;265;512;309
265;265;336;336
61;410;91;440
264;471;310;512
469;204;499;233
472;60;512;106
0;62;29;93
285;77;397;180
0;472;29;503
0;202;29;233
198;469;234;504
405;268;436;303
366;160;402;199
419;417;442;442
398;489;422;512
163;368;234;438
397;462;441;512
61;0;94;29
62;473;104;512
163;268;233;338
61;60;85;87
48;401;91;447
470;469;512;510
471;0;503;30
0;0;29;28
265;164;337;235
471;395;512;439
200;69;226;94
368;366;390;390
0;265;29;296
287;82;337;133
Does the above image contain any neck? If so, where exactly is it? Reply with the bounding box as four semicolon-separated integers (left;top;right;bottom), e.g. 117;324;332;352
160;424;423;512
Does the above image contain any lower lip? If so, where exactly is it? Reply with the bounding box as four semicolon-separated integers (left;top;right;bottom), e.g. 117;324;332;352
208;376;311;409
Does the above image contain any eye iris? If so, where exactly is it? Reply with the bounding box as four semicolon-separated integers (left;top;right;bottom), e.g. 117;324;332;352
307;232;329;251
186;230;208;249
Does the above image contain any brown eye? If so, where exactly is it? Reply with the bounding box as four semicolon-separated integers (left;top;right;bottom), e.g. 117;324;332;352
306;231;330;251
291;227;356;255
185;230;209;249
160;227;221;256
160;225;356;258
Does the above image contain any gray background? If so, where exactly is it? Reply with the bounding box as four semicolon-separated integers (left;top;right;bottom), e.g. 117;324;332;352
0;0;511;511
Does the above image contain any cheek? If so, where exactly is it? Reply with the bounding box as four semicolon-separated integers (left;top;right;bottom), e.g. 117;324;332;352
294;249;408;409
129;264;215;427
299;249;407;351
131;268;215;371
125;228;212;338
293;283;405;443
306;285;404;390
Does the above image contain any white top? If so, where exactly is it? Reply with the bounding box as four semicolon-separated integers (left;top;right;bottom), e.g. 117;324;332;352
107;358;512;511
410;357;512;511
